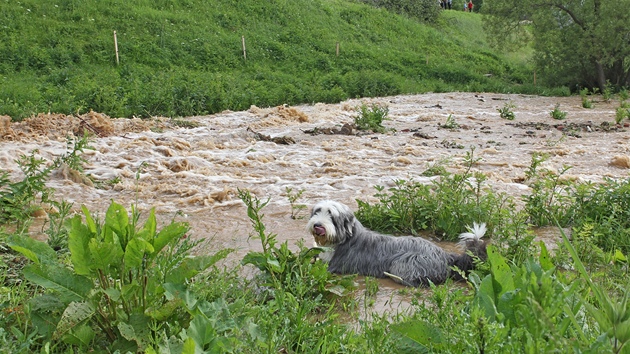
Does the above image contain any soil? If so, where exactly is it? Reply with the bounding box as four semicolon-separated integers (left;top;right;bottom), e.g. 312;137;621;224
2;92;629;315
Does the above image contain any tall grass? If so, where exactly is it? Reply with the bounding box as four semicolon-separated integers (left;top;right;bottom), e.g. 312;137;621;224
0;0;562;120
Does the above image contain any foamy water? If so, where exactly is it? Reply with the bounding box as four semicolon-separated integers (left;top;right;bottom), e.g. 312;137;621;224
1;93;628;311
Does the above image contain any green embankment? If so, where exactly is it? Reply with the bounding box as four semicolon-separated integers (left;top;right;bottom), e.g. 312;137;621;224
0;0;557;120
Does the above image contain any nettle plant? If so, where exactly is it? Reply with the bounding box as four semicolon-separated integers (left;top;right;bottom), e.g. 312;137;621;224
8;201;233;352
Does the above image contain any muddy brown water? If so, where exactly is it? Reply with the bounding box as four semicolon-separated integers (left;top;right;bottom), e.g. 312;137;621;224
2;93;629;314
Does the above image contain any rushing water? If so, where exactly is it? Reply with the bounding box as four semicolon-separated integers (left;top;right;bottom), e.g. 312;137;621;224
2;92;629;311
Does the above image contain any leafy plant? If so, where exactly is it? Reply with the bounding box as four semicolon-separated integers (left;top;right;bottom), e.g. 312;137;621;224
497;101;516;120
354;103;390;133
615;104;629;125
8;201;232;352
550;103;567;120
440;114;460;129
285;187;307;220
523;153;575;226
580;88;593;108
0;134;91;232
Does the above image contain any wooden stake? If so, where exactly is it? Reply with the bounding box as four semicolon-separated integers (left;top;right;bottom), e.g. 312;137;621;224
534;70;537;85
114;31;119;65
242;36;247;61
336;42;340;57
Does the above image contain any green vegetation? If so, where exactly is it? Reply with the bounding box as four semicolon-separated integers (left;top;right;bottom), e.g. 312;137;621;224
580;88;593;108
550;103;567;120
2;144;630;352
354;102;390;133
1;0;556;121
497;101;516;120
485;0;630;92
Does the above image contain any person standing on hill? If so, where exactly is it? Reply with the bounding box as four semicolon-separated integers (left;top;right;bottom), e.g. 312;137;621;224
467;0;473;12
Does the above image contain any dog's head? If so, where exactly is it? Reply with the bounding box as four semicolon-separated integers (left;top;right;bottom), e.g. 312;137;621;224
306;200;356;246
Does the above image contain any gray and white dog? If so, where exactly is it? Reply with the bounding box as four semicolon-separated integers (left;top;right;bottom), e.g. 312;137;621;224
306;200;488;287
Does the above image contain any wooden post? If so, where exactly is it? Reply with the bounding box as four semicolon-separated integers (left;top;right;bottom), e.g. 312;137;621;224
241;36;247;61
336;42;340;57
114;31;119;65
533;70;536;85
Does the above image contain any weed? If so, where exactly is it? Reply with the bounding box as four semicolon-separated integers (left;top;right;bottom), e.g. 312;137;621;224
440;114;460;129
0;134;91;232
497;101;516;120
421;156;452;177
615;106;630;124
602;81;614;102
354;103;390;133
523;153;575;226
285;187;307;220
580;88;593;108
550;103;567;120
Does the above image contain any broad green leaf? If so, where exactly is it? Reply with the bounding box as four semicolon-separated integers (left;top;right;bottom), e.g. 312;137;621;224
124;237;155;269
241;251;267;270
613;249;628;263
538;241;554;272
89;237;123;273
54;301;95;340
136;208;157;243
8;234;57;265
23;263;93;303
165;283;199;311
488;245;514;296
118;315;153;351
472;274;499;321
182;337;196;354
68;215;93;275
29;294;65;339
81;205;97;234
153;222;189;254
61;323;95;348
103;287;122;301
165;249;233;284
187;315;217;348
390;320;443;353
105;201;129;244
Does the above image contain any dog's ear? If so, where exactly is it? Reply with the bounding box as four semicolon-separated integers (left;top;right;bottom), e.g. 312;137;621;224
337;209;356;239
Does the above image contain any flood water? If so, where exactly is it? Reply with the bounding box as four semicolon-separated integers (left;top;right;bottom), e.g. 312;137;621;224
2;92;628;313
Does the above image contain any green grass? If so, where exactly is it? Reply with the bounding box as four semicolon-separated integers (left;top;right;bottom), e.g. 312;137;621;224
0;0;563;120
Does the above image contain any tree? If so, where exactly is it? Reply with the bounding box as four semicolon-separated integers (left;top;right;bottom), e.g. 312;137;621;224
484;0;630;91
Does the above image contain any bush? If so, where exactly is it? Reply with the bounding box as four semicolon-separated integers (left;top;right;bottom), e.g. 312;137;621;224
359;0;441;23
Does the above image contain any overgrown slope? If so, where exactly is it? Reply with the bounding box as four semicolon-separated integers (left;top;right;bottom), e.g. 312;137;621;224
0;0;556;120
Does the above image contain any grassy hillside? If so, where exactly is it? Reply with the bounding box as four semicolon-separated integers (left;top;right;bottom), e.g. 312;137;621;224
0;0;562;120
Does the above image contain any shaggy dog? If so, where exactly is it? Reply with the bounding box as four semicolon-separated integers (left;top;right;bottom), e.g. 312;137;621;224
306;200;488;287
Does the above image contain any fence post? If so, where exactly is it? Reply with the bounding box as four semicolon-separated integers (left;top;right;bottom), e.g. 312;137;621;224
114;31;119;65
242;36;247;61
336;42;340;57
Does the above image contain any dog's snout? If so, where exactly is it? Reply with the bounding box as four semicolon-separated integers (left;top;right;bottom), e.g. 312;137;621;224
313;222;322;228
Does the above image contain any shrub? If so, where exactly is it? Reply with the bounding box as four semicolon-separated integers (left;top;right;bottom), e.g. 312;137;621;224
359;0;441;23
354;103;390;133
